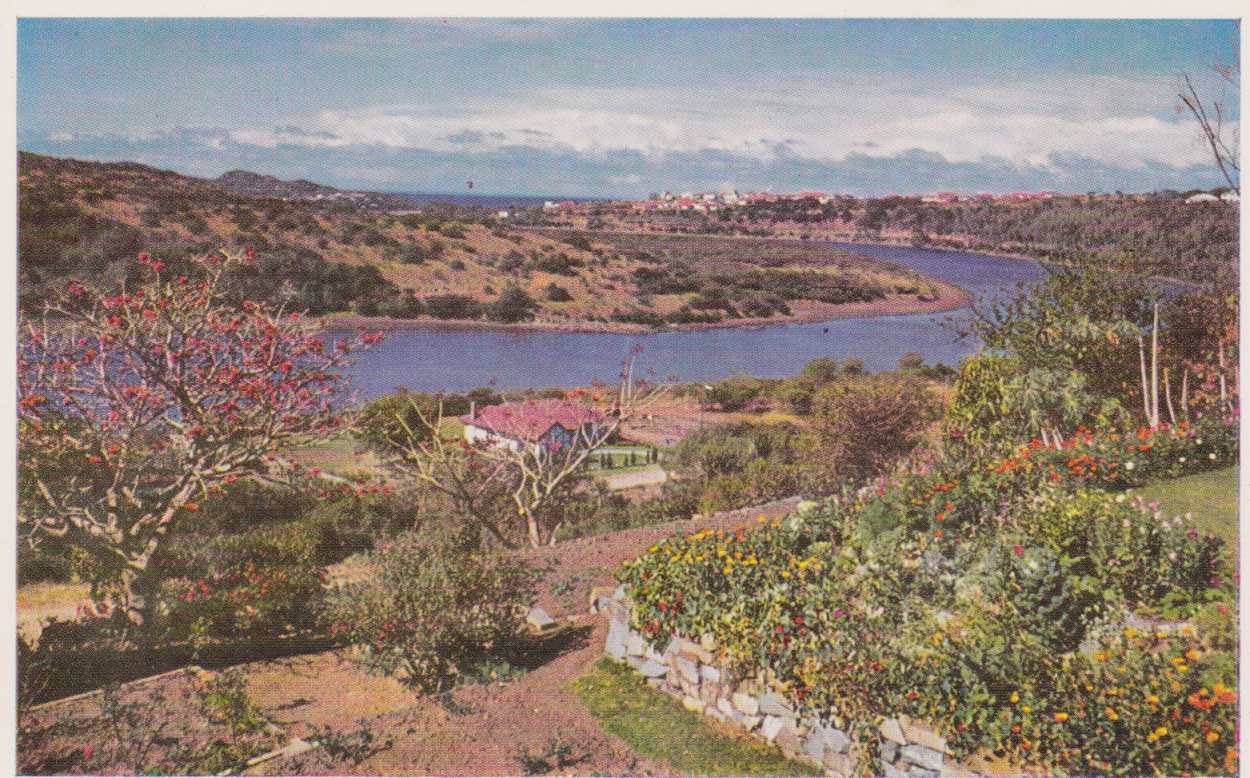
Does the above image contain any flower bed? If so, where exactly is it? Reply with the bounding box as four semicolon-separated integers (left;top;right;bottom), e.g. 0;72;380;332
1001;417;1237;490
616;440;1237;776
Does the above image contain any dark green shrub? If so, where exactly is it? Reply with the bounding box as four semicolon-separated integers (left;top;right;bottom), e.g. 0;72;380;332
323;529;537;691
487;285;537;323
545;283;573;302
144;523;327;641
18;547;72;585
425;294;482;319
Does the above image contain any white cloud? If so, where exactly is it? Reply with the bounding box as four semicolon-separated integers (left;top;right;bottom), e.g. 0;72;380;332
214;71;1227;174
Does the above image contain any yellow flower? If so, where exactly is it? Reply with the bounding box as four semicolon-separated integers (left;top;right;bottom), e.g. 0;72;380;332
1054;712;1069;723
1176;664;1190;674
1094;651;1109;662
1154;727;1168;738
798;560;810;571
1207;731;1220;744
1124;626;1139;638
781;570;791;578
723;566;733;575
1010;692;1020;704
757;515;767;523
1104;707;1118;721
1186;648;1201;661
1022;705;1032;714
649;545;659;553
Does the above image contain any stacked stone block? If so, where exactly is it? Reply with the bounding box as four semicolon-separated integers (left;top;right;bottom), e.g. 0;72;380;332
601;588;979;778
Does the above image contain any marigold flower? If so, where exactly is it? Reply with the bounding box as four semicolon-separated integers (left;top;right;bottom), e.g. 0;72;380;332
1207;731;1220;744
1010;692;1020;704
1054;712;1069;722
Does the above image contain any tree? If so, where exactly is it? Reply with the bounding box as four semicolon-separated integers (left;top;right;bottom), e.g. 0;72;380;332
487;284;537;323
811;374;934;483
1179;68;1239;195
17;250;379;616
368;352;667;548
964;261;1156;441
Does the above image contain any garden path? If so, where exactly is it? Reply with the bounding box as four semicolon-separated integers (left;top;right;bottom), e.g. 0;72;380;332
240;496;802;775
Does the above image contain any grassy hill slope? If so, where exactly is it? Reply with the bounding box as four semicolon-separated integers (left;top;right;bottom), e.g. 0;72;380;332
19;152;956;330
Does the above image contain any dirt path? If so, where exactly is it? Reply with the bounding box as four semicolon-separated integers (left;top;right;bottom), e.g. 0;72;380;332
241;496;802;775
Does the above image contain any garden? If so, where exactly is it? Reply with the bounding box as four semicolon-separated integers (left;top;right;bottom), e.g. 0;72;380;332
618;415;1239;775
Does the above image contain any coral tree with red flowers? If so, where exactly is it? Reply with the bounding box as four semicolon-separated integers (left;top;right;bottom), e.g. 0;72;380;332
17;250;379;616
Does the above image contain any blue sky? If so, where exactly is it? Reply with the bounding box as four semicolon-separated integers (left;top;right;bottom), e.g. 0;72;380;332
17;18;1241;197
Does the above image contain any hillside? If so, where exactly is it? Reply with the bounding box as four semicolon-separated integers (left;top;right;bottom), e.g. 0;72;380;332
18;152;960;330
213;169;416;210
541;192;1239;287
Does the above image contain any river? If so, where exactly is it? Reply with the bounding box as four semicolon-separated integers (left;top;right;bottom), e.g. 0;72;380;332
330;242;1045;399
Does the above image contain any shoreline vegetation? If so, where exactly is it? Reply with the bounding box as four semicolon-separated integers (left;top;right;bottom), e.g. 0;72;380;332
317;276;971;334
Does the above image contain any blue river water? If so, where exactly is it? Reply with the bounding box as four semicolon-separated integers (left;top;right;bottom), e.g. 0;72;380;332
330;242;1045;399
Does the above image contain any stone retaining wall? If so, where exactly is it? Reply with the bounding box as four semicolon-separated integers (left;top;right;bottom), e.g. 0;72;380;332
599;587;979;778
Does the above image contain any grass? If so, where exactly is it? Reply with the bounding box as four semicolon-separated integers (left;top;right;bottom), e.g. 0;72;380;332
572;659;815;776
1131;466;1238;545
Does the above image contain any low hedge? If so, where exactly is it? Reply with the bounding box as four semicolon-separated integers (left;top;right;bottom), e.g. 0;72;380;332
618;434;1236;776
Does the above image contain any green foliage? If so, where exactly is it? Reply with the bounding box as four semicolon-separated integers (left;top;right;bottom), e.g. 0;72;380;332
529;252;584;275
573;659;812;776
617;437;1234;776
424;293;483;320
145;523;328;642
487;284;538;323
545;282;573;302
811;373;935;482
945;353;1020;451
704;375;769;411
324;528;538;692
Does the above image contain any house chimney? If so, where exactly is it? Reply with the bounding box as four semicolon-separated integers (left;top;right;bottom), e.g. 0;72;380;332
470;401;476;419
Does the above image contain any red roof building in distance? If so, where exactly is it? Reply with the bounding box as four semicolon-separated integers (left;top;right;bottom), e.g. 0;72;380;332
461;398;608;451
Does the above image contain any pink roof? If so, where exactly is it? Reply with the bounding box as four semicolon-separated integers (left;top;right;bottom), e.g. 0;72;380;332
462;399;607;442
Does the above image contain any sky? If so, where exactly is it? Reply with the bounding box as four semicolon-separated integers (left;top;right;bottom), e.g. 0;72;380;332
16;18;1242;197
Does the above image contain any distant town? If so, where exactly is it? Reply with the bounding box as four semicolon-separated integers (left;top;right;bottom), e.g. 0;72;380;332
539;186;1240;215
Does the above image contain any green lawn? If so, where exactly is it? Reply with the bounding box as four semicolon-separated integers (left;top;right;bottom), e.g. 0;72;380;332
572;659;815;776
1132;466;1238;545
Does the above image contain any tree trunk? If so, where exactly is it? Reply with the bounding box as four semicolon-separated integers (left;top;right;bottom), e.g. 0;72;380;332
1138;335;1151;423
1181;367;1190;419
1164;368;1177;426
1217;337;1228;411
1150;303;1160;427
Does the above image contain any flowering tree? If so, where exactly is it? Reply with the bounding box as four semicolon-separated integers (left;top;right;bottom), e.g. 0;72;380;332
17;250;379;616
